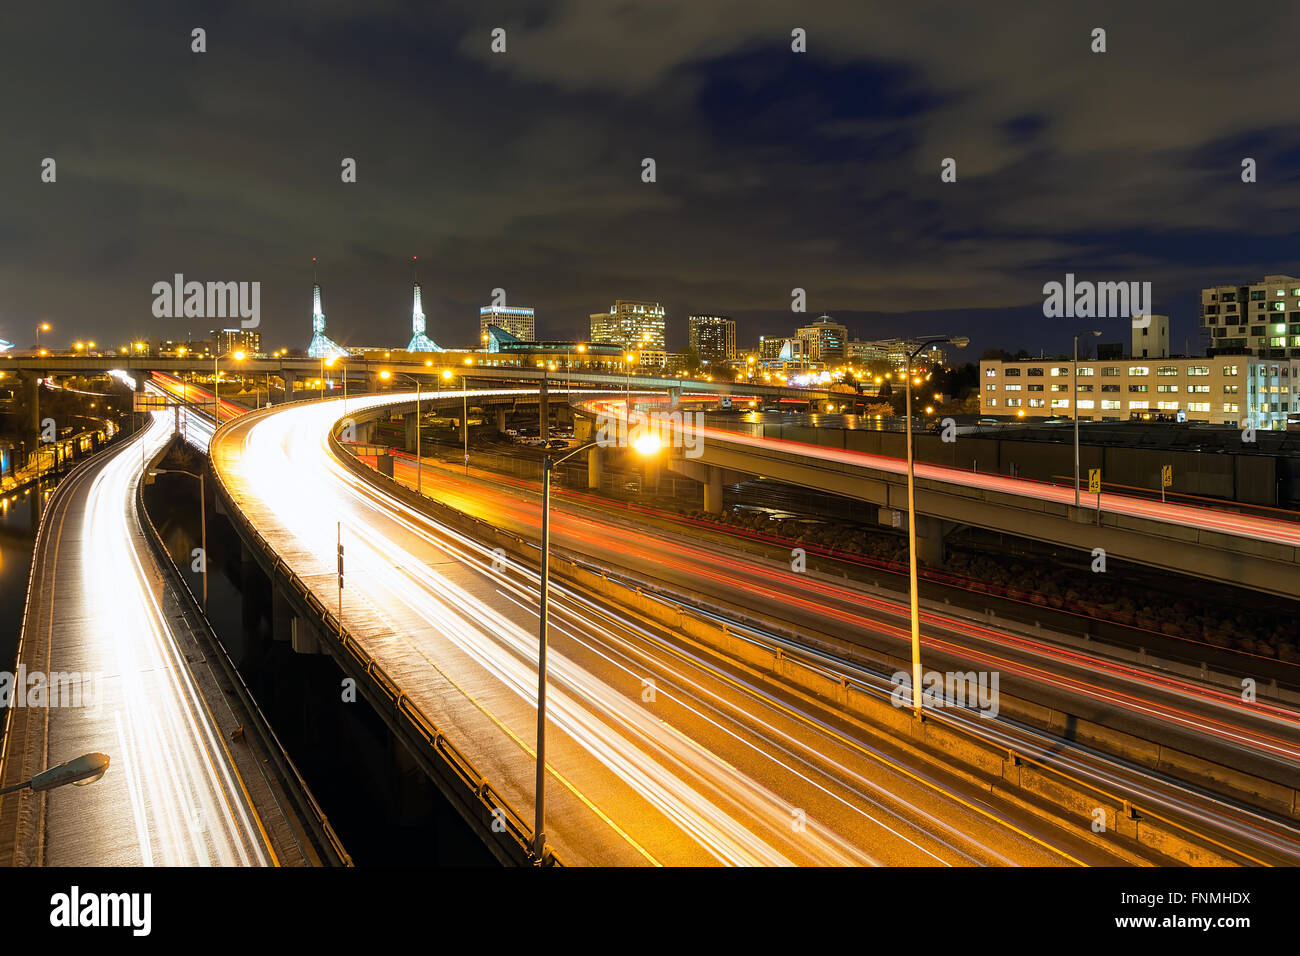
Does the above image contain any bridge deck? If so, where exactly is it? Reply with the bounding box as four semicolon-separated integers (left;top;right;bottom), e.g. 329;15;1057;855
0;414;316;866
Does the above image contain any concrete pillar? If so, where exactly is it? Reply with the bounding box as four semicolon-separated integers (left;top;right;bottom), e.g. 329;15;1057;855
24;374;39;437
495;407;507;434
290;617;320;655
377;453;394;478
272;587;293;642
403;413;419;453
915;514;946;567
704;465;724;514
538;379;549;439
587;444;604;490
283;370;296;401
365;371;379;394
644;453;661;494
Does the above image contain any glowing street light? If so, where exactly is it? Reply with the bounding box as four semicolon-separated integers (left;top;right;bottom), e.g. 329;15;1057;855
381;370;424;493
213;348;246;422
0;752;109;795
532;429;662;864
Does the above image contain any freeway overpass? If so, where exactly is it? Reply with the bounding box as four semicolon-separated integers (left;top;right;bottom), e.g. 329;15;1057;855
567;401;1300;601
0;353;835;407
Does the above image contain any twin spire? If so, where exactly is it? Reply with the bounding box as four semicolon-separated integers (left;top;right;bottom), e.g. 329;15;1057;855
306;256;442;356
406;255;442;352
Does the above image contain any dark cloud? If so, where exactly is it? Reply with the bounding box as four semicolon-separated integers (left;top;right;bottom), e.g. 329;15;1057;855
2;1;1300;358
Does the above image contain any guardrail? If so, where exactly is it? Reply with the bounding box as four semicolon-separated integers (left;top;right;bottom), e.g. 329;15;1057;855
207;404;552;866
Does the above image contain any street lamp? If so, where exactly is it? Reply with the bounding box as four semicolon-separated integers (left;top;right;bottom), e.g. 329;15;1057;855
532;429;663;864
35;321;50;351
151;467;207;609
381;370;423;493
213;349;246;423
1073;330;1102;509
0;752;110;795
624;352;637;412
903;334;968;715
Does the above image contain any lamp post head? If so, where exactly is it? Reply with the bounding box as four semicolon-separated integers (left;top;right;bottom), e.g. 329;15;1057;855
30;752;110;792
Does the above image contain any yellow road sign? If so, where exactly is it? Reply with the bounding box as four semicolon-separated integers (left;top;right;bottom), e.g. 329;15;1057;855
1088;468;1101;494
1161;464;1172;488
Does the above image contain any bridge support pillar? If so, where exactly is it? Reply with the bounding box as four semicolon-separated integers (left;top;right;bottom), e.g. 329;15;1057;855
495;408;507;435
538;379;549;440
403;413;419;454
365;372;379;394
282;371;296;402
643;454;661;495
290;617;321;655
24;374;40;437
704;465;724;514
587;445;604;490
272;587;293;642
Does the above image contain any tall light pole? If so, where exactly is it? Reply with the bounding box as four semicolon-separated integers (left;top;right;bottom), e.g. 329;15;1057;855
532;430;663;864
151;467;207;609
625;351;636;414
381;370;422;493
35;321;50;352
1073;330;1102;509
904;334;968;715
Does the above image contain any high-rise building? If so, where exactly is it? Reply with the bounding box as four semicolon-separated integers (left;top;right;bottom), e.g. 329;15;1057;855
1200;275;1300;358
796;315;848;363
480;305;535;342
212;328;262;357
688;314;736;364
407;276;442;352
1131;314;1170;359
590;300;666;353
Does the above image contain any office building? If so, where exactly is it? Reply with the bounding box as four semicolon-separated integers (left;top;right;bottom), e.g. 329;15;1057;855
590;300;666;353
795;315;848;363
979;355;1297;429
688;314;736;364
212;328;262;357
480;305;535;342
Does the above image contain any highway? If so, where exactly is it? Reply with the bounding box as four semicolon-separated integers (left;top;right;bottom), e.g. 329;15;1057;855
0;407;277;865
670;402;1300;547
210;393;1150;866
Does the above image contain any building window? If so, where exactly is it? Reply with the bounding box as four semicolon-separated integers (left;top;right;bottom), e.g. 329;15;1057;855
1186;366;1209;376
1051;384;1068;392
1222;365;1238;375
1101;400;1121;410
1101;384;1120;392
1028;398;1045;407
1004;384;1022;391
1028;383;1043;392
1004;367;1021;377
985;367;998;377
1128;384;1149;393
1128;401;1149;409
1077;384;1093;392
1223;385;1239;394
985;384;997;391
1157;384;1178;393
1157;401;1180;410
1051;399;1070;408
1157;366;1178;376
1077;367;1095;376
1188;402;1210;412
1005;398;1020;407
1076;399;1094;409
1275;302;1287;311
987;398;998;407
1223;403;1239;413
1128;366;1149;376
1187;384;1209;393
1027;367;1044;376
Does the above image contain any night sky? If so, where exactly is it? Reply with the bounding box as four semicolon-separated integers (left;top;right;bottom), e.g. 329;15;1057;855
5;1;1300;358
